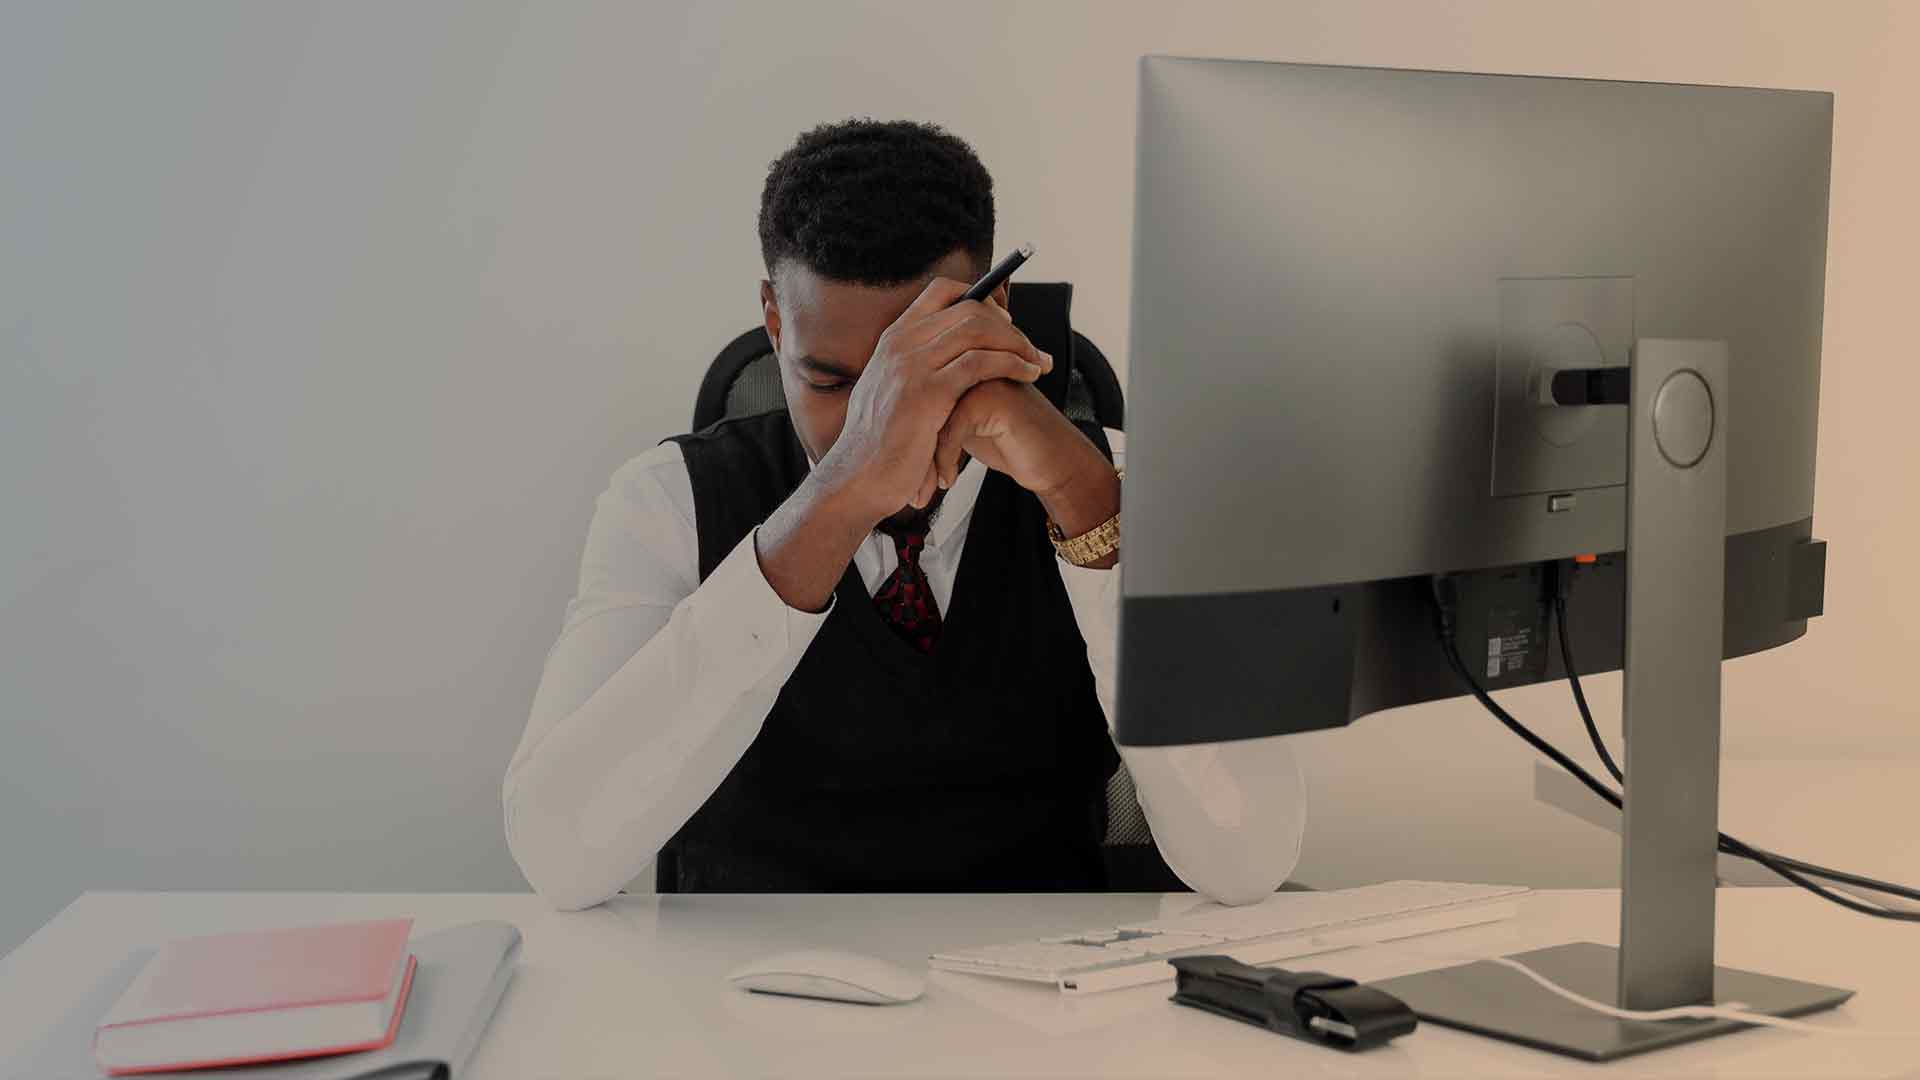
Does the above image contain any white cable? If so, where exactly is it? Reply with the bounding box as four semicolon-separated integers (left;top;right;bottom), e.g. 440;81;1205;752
1377;939;1911;1041
1483;954;1908;1040
1482;953;1904;1037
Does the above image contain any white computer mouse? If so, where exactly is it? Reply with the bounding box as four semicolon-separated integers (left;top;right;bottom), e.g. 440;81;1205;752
726;948;926;1005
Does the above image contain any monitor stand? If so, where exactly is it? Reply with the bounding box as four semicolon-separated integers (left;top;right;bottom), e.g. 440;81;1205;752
1371;339;1852;1062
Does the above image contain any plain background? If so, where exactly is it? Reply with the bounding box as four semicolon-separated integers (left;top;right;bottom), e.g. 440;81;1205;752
3;0;1915;955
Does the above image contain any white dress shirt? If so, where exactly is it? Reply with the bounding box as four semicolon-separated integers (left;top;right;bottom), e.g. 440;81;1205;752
503;429;1306;910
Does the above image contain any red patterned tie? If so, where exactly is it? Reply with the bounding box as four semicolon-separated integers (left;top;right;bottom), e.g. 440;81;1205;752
872;519;942;654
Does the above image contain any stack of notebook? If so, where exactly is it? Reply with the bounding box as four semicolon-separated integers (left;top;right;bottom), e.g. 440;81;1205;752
10;919;520;1080
93;918;418;1075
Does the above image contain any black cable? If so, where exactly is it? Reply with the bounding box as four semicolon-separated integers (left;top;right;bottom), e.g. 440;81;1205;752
1439;630;1920;921
1428;578;1627;815
1759;851;1920;902
1555;578;1920;906
1554;597;1622;783
1431;582;1920;922
1716;835;1920;920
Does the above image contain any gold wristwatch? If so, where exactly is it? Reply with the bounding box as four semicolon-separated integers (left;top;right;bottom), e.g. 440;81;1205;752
1046;469;1122;567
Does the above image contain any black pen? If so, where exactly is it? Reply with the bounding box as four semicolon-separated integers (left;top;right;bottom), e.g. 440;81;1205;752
958;242;1035;304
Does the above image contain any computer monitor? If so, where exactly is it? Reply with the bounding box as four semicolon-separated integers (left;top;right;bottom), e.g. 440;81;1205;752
1116;57;1840;1060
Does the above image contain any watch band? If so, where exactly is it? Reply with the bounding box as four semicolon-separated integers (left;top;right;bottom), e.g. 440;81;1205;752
1046;468;1122;567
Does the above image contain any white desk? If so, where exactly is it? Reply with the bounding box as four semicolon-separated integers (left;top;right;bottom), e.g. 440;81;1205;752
4;889;1916;1078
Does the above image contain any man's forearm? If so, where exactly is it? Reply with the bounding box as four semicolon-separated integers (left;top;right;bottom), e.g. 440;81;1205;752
755;466;878;612
1035;434;1121;570
504;533;831;910
1056;531;1308;906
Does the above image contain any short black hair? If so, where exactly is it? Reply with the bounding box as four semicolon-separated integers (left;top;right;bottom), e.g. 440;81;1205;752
758;118;995;289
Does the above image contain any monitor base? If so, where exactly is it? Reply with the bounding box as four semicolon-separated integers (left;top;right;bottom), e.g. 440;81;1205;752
1371;942;1853;1062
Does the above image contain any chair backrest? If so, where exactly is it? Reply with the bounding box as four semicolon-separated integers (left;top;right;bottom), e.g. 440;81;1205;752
692;281;1124;432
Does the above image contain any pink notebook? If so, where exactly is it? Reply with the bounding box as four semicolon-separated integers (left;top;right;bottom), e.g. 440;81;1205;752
92;917;416;1076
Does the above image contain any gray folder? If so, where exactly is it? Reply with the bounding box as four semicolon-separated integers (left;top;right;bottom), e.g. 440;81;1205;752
8;921;521;1080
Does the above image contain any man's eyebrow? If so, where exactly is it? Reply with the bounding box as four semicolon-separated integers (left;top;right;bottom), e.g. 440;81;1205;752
798;355;860;379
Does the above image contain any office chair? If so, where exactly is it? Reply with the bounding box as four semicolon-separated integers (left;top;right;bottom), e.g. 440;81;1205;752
665;281;1179;894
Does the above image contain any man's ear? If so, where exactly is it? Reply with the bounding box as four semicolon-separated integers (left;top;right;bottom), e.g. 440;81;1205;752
989;282;1013;320
760;279;782;353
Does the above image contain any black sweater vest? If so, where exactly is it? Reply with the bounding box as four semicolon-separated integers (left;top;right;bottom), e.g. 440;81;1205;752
660;410;1119;892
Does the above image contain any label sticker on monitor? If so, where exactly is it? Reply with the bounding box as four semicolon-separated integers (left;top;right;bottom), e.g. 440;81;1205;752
1486;622;1536;679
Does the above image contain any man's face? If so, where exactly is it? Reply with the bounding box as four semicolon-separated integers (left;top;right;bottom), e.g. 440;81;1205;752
760;250;987;472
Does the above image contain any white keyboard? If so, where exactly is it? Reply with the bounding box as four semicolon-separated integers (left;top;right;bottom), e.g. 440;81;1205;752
930;880;1529;993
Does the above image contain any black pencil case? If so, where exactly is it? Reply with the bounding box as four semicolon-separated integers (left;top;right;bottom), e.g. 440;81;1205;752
1169;954;1418;1052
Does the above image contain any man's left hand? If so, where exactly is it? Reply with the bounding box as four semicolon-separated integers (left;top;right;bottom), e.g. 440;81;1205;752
933;380;1120;562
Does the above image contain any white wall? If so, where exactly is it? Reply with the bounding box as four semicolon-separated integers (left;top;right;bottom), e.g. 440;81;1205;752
5;0;1915;952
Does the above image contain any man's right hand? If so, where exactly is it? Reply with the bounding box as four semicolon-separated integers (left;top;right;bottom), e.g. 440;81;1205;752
813;277;1052;525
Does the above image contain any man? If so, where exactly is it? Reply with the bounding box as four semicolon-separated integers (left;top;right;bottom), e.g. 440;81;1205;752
504;119;1305;909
